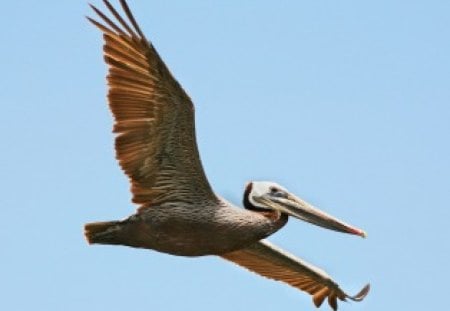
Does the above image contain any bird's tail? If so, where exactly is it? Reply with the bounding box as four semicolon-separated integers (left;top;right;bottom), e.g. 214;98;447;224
84;220;123;245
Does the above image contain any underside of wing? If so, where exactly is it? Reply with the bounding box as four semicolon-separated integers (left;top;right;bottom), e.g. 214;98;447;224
221;240;369;310
88;0;218;211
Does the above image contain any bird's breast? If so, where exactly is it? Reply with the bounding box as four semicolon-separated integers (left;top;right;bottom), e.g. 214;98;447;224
122;204;285;256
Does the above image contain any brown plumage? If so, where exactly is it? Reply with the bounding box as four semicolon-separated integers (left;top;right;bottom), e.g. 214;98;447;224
85;1;369;310
222;240;370;311
88;0;217;212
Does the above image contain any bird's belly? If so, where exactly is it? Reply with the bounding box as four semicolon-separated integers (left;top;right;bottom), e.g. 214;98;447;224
147;227;259;256
121;207;275;256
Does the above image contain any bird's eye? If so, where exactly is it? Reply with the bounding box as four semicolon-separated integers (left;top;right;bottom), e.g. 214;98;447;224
270;187;286;198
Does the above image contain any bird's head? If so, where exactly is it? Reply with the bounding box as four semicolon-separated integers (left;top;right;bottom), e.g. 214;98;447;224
243;181;366;238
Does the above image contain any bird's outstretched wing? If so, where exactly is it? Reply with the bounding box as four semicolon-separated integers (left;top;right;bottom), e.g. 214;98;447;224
88;0;218;212
221;240;369;310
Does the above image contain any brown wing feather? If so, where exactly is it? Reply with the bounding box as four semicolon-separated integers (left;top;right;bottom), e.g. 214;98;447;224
89;0;217;211
221;240;370;311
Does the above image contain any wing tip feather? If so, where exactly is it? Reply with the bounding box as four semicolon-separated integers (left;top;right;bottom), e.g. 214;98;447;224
328;293;338;311
346;283;370;302
312;287;330;308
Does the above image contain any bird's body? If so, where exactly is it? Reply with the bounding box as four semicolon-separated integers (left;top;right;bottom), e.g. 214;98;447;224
85;1;370;310
87;199;286;256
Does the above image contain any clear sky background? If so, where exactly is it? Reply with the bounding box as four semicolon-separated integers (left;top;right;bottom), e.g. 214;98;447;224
1;1;449;310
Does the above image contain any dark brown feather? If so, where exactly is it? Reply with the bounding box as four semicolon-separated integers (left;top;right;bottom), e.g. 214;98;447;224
118;0;147;40
89;4;126;35
102;0;138;37
328;293;338;311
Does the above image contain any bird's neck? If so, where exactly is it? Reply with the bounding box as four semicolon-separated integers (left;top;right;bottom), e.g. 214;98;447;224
263;210;288;230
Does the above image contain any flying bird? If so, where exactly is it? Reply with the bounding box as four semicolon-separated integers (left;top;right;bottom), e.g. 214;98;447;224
85;1;370;310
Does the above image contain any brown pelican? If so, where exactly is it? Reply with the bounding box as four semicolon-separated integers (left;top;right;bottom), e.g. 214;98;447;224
85;1;370;310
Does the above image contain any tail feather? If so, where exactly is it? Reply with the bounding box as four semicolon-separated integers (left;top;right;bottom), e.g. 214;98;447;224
84;220;122;245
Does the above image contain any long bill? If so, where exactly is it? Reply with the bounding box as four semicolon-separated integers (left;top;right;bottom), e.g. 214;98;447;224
255;194;367;238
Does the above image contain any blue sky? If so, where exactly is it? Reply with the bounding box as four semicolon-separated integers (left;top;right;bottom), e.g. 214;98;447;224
1;1;449;310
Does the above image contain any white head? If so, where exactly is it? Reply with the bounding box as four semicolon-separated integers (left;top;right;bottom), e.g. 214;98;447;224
243;181;367;238
244;181;289;210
